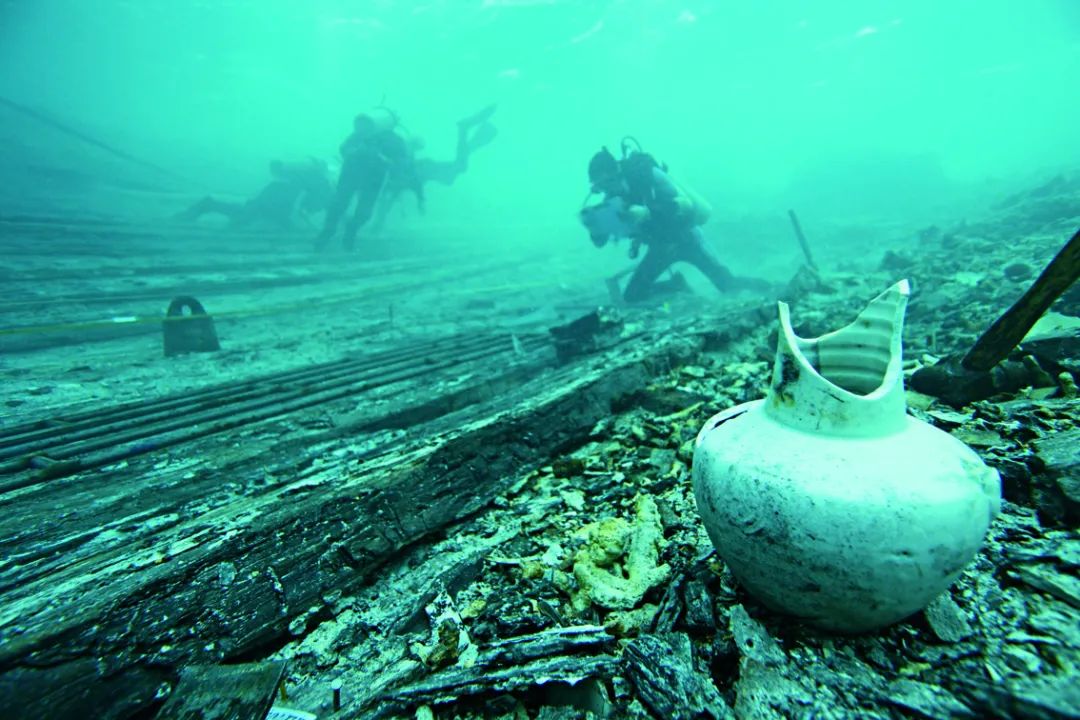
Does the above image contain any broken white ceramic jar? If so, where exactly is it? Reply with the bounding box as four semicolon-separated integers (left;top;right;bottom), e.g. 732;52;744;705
692;280;1001;632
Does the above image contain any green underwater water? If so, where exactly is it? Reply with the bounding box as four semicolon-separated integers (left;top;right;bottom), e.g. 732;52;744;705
1;0;1078;248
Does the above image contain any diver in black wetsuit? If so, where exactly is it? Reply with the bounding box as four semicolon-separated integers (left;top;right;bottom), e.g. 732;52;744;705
315;113;409;251
178;159;332;230
580;141;771;303
371;104;498;231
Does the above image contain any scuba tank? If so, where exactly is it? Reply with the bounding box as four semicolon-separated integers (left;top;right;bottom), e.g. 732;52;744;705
369;106;399;133
668;173;712;226
618;136;712;226
359;105;414;169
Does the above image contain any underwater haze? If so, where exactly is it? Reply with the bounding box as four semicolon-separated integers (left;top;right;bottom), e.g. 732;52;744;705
2;0;1079;252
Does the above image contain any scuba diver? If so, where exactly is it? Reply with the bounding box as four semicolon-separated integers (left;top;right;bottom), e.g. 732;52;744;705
371;104;498;232
315;109;410;251
579;138;770;303
177;158;332;230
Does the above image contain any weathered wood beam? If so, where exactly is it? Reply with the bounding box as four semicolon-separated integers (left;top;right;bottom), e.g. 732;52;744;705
963;227;1080;372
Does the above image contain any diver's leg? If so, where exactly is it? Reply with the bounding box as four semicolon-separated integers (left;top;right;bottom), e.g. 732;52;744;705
415;159;459;187
341;202;365;251
177;196;244;222
623;245;675;303
370;186;403;233
728;274;771;292
317;194;347;240
681;233;769;293
444;118;497;180
228;200;260;228
428;106;497;187
245;181;302;230
175;196;211;220
370;193;390;233
341;170;387;251
315;167;358;247
465;121;497;155
681;241;735;292
450;123;470;176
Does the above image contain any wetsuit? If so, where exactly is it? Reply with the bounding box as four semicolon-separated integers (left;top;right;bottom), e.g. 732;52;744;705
593;158;768;303
278;160;333;217
317;128;409;250
179;159;331;230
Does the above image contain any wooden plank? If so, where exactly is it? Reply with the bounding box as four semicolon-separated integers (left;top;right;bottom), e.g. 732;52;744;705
155;662;285;720
0;333;543;484
0;337;550;594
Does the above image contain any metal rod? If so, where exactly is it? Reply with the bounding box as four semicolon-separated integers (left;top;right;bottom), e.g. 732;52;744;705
787;209;817;270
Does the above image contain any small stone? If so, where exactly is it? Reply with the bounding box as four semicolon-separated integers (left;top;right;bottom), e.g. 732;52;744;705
682;579;716;631
1025;386;1059;400
880;250;915;271
949;427;1004;448
288;613;310;636
560;489;586;512
1032;429;1080;526
905;390;936;411
1059;372;1078;398
680;365;707;379
1003;644;1043;674
952;271;982;287
623;633;731;720
460;598;487;620
552;457;586;478
729;605;785;667
604;603;660;636
926;408;973;427
1003;262;1033;282
885;679;975;719
648;448;677;473
923;593;972;643
637;386;706;415
1011;566;1080;609
541;541;568;567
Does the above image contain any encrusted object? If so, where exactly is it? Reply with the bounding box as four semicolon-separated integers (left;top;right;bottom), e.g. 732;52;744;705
571;495;671;612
